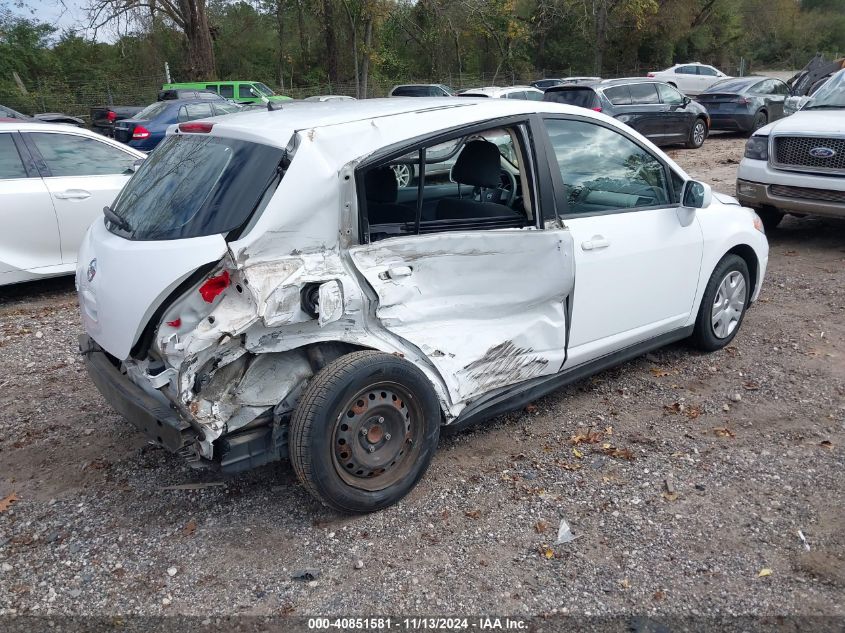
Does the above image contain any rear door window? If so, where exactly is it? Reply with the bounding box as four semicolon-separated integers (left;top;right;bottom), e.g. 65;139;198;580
239;85;257;99
628;83;660;104
604;86;632;105
219;84;234;99
698;66;718;76
676;65;696;74
28;133;136;177
0;134;28;179
109;134;286;241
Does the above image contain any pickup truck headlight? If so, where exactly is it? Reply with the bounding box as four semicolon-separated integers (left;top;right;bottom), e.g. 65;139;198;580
744;136;769;161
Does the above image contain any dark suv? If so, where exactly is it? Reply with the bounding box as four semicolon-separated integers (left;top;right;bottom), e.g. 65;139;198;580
544;78;711;148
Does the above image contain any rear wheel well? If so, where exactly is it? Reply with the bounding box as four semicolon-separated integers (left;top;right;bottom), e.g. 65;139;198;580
726;244;758;298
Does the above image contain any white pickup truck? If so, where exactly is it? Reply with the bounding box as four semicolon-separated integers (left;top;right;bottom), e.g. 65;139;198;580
737;70;844;230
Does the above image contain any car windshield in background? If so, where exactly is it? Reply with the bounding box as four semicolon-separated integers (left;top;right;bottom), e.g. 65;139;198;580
545;88;597;108
134;101;170;120
255;83;275;97
804;70;845;109
110;134;286;241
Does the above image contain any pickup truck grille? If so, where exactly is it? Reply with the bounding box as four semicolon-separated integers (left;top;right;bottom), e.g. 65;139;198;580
773;136;845;172
769;184;845;204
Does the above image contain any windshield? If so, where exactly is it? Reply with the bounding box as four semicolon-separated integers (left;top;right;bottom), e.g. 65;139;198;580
134;101;170;120
704;78;757;93
110;134;286;240
255;82;276;97
804;70;845;109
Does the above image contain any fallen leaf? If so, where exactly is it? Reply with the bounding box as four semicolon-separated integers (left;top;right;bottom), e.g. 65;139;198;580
664;402;684;415
784;250;799;257
601;446;635;460
758;568;773;577
464;510;481;520
653;590;665;601
570;428;603;445
558;462;582;471
183;519;197;537
713;427;736;439
540;545;555;559
0;492;18;512
619;578;631;589
686;404;702;420
534;520;549;534
650;367;671;377
572;448;584;459
524;403;538;414
662;492;679;502
742;381;760;391
820;440;834;450
604;426;613;436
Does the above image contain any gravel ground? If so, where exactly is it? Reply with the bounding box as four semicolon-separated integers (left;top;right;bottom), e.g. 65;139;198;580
0;133;843;620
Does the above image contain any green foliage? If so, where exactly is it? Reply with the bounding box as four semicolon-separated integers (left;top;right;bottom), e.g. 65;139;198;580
1;0;843;116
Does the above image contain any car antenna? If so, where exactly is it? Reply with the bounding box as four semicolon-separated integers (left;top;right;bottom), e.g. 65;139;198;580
267;101;284;112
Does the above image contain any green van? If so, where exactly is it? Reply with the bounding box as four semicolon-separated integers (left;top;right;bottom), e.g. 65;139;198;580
162;81;292;104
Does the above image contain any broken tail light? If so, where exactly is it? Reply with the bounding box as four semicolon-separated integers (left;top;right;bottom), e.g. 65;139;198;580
166;318;181;327
179;122;214;133
199;271;230;303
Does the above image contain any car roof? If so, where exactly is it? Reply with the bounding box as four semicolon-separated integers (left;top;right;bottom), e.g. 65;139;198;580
545;77;660;92
193;97;687;177
461;86;540;97
0;120;146;153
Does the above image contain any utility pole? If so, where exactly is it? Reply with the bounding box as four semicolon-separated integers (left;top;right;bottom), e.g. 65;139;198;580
165;62;172;84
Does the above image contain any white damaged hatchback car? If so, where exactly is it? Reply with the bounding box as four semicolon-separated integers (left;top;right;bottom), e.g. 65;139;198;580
78;99;769;512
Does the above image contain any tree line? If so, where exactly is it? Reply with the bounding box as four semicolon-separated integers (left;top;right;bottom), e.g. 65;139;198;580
1;0;843;111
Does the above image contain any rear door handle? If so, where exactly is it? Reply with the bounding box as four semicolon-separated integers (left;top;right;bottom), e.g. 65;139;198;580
54;189;91;200
581;236;610;251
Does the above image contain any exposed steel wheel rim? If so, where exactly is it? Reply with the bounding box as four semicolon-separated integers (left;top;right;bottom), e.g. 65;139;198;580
332;382;424;491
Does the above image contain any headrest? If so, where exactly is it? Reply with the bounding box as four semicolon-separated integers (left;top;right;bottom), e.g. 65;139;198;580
450;139;502;188
365;166;399;204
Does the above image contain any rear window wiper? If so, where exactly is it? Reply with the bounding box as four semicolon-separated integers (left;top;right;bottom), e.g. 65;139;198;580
103;205;132;233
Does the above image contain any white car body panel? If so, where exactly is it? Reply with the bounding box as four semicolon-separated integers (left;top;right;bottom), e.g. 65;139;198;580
349;228;574;404
649;64;729;96
459;86;544;100
564;206;703;367
76;98;768;462
0;122;144;285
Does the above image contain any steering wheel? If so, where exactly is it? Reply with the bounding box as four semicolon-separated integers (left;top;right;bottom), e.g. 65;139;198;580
476;170;517;207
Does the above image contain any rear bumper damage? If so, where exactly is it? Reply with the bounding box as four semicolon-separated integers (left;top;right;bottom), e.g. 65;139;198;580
80;334;288;472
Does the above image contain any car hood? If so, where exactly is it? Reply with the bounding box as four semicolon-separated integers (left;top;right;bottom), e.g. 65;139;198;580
759;109;845;135
712;191;740;206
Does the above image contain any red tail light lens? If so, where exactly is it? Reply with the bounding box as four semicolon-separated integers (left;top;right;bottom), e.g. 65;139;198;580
106;111;117;122
199;271;230;303
166;318;181;327
732;97;750;105
647;73;656;78
179;122;214;133
591;106;603;112
132;125;150;139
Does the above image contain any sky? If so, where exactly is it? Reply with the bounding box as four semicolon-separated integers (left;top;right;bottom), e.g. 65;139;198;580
7;0;119;41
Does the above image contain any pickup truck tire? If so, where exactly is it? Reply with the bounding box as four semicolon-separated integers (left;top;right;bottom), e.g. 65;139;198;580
289;350;440;513
690;254;750;351
756;206;783;231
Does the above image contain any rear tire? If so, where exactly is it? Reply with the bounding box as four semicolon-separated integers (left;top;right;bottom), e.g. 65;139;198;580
691;254;751;352
685;117;708;149
289;351;441;513
749;111;768;136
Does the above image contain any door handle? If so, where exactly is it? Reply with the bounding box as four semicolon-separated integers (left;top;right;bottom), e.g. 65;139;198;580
54;190;91;200
386;266;413;279
581;236;610;251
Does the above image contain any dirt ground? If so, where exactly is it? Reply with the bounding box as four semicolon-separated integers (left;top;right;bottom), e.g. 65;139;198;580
0;133;843;621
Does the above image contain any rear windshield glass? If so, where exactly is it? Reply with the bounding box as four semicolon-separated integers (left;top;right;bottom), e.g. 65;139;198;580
134;101;170;120
703;78;756;93
544;88;598;108
109;134;286;241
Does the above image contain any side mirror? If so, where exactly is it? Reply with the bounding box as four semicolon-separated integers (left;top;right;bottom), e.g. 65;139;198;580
682;96;691;107
682;180;712;209
130;157;146;172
